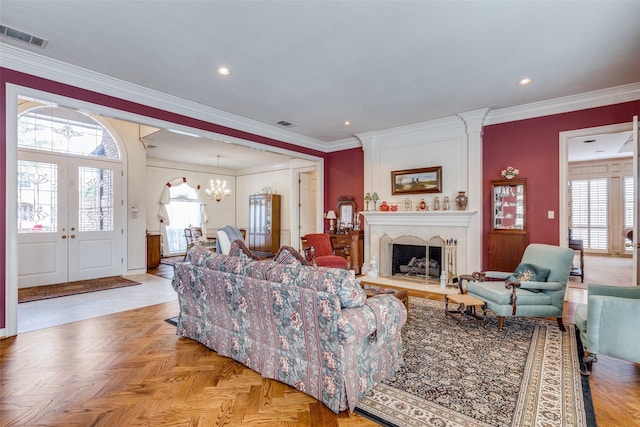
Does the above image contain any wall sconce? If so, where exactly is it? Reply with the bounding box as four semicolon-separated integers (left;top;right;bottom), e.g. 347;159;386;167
325;210;337;233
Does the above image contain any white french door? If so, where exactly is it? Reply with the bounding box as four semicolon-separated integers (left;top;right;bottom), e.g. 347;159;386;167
633;115;639;285
18;150;123;286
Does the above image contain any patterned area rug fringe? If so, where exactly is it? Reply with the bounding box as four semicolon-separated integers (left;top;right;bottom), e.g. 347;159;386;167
355;297;590;427
18;276;141;303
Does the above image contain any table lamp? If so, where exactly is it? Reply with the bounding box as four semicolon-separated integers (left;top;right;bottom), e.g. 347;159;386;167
325;210;337;233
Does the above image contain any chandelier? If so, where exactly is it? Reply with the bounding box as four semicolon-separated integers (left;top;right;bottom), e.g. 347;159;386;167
205;178;231;202
205;155;231;202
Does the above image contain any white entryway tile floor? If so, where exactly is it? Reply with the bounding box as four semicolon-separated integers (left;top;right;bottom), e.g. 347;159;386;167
17;273;177;334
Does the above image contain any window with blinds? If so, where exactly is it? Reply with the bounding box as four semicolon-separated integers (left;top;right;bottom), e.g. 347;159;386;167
624;176;634;228
624;176;634;251
571;178;608;251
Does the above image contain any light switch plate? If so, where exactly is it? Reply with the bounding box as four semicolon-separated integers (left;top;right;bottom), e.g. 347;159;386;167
547;210;555;219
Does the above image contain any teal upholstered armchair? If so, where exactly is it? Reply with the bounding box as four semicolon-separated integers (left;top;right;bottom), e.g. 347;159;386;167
466;243;574;330
574;283;640;375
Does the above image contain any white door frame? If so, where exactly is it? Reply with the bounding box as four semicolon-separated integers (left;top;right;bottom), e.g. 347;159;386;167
290;160;324;252
4;85;129;337
559;121;634;263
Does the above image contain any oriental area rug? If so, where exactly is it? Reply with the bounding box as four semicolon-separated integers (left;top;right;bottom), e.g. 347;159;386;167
355;297;591;427
18;276;141;303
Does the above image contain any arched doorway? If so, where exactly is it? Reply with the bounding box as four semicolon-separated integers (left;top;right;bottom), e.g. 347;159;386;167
17;104;124;286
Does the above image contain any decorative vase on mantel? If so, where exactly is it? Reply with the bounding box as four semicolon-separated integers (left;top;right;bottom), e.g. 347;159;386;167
455;191;468;210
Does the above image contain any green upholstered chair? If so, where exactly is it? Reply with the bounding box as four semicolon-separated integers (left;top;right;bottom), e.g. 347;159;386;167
466;243;574;330
574;283;640;375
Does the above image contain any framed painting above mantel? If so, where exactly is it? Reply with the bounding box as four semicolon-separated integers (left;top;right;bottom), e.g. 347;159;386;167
391;166;442;195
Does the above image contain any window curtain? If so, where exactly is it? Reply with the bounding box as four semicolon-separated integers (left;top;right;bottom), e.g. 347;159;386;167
158;177;208;238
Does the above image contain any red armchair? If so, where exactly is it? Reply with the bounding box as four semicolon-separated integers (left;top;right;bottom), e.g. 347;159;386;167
301;233;351;269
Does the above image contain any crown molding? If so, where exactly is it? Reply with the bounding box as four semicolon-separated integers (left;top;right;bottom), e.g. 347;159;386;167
0;43;330;152
485;82;640;126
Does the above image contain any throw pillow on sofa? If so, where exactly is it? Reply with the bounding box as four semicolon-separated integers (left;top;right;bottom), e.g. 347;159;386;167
508;262;551;283
273;245;312;266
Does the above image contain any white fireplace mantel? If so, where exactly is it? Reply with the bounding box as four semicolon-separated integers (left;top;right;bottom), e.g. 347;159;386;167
360;211;477;227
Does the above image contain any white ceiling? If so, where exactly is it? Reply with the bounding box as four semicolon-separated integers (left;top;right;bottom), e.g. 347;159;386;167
568;131;633;163
2;1;640;167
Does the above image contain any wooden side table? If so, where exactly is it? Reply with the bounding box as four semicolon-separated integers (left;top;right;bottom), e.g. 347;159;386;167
362;285;409;312
568;238;584;282
445;293;487;324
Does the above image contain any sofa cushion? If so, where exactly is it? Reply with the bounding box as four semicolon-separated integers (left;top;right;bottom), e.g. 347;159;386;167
273;245;311;266
466;281;551;306
508;262;551;283
228;239;262;260
187;244;217;266
266;264;366;308
187;245;365;308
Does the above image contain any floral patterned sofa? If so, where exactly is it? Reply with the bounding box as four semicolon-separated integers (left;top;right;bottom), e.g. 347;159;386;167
172;245;407;413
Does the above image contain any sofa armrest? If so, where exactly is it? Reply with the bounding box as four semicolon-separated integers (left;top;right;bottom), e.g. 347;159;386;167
517;280;565;291
483;271;512;280
588;283;640;299
338;295;406;342
586;295;640;363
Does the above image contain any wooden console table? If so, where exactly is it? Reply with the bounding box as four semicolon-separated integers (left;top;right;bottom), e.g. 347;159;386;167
330;230;364;274
146;232;162;269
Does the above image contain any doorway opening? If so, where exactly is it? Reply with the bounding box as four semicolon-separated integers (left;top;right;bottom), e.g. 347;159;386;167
561;123;635;285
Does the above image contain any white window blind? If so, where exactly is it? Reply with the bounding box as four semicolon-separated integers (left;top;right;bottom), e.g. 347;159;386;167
624;176;634;228
571;178;608;250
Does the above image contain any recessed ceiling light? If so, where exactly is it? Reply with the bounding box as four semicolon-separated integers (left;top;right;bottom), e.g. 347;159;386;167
517;78;534;86
216;67;232;76
343;121;351;126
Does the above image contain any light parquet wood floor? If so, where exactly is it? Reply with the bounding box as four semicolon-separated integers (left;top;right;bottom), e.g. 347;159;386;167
2;301;362;426
2;259;639;426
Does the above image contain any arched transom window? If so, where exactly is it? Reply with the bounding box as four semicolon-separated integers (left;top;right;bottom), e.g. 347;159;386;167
18;105;120;159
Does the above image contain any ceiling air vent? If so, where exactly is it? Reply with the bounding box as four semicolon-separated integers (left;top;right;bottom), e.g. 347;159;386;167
0;24;48;48
276;120;293;127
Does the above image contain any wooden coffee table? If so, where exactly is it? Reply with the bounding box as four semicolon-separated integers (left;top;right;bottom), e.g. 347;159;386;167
444;293;487;324
361;284;409;312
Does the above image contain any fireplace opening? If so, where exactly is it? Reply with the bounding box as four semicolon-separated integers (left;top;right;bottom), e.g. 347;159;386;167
392;244;426;279
428;246;442;279
391;243;442;281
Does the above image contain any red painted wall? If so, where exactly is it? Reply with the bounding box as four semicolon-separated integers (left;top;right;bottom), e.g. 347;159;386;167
0;68;362;329
482;100;640;269
325;148;365;222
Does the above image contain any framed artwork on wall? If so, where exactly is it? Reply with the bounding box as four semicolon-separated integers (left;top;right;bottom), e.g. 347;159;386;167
391;166;442;195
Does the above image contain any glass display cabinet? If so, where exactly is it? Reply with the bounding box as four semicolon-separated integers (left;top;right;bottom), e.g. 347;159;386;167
488;178;527;271
491;179;526;230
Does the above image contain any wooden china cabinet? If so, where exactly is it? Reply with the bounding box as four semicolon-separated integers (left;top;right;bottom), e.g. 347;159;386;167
248;194;281;256
488;178;527;271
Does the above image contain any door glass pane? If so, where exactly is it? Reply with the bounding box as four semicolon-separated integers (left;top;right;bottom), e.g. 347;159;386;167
18;105;120;159
17;160;57;233
78;167;113;231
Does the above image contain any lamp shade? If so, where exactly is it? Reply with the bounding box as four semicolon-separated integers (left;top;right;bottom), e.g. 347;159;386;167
325;210;337;219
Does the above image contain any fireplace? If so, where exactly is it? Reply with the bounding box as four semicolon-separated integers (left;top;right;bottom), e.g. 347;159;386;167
384;234;446;282
361;211;477;286
391;243;443;280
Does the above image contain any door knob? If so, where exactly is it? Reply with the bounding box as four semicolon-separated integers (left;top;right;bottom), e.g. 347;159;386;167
70;234;76;239
71;227;76;231
61;235;67;239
